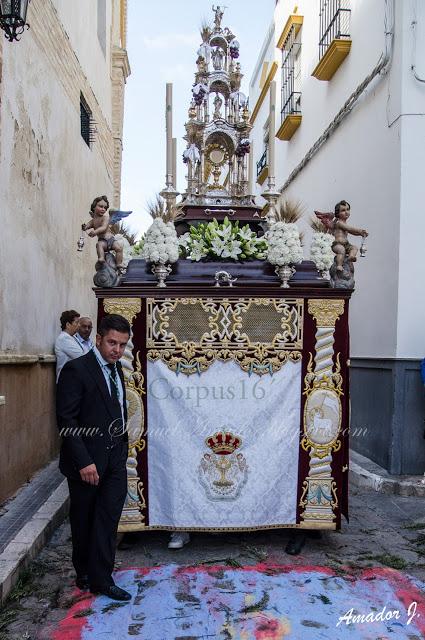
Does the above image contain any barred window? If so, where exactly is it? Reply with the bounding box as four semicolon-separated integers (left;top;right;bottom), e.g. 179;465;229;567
319;0;351;59
281;25;301;123
80;94;92;148
257;118;269;178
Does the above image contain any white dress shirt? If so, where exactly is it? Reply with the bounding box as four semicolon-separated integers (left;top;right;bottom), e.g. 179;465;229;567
75;332;94;354
92;346;125;423
55;331;84;381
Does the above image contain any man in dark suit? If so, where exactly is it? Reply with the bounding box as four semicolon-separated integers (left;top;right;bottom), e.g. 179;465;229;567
56;313;131;601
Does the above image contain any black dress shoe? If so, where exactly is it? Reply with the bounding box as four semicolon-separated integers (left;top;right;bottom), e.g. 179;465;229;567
90;585;131;601
285;532;307;555
76;575;89;590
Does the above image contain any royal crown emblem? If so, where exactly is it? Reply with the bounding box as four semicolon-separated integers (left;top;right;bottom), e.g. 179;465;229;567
205;431;241;455
199;430;248;501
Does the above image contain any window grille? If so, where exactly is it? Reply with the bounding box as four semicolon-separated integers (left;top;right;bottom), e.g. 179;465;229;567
281;25;302;123
80;94;95;148
256;118;270;177
319;0;350;59
256;146;268;178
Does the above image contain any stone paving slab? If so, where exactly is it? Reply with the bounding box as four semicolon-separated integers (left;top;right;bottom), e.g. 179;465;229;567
0;460;64;554
0;479;69;604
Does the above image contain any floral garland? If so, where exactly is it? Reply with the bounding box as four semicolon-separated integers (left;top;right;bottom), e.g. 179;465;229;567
310;231;334;271
179;217;267;262
141;218;179;264
265;222;303;266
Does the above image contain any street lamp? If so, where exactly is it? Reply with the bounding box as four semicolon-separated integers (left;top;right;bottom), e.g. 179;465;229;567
0;0;31;42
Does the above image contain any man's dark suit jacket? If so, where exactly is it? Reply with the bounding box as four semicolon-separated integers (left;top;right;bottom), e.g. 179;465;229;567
56;350;128;479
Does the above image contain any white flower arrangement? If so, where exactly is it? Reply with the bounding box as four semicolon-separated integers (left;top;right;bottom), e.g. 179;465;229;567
142;218;179;264
265;222;303;266
310;231;334;271
179;217;267;262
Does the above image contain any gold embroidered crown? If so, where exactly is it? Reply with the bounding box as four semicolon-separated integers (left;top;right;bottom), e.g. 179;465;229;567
206;431;241;455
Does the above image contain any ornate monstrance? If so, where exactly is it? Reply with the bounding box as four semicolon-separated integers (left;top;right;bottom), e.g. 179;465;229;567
181;7;254;211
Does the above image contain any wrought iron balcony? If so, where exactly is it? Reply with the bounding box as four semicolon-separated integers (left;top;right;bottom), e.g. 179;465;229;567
319;0;351;59
313;0;351;80
281;91;301;122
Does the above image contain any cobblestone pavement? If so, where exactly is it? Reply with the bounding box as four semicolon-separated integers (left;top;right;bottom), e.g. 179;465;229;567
1;485;424;640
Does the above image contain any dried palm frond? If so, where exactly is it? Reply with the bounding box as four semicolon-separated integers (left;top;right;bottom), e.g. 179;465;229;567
147;194;167;220
200;20;211;43
146;194;184;224
309;216;332;234
273;198;304;223
110;222;138;246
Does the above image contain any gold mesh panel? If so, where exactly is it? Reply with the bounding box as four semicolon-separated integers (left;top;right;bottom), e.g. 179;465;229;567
166;301;211;343
237;303;298;344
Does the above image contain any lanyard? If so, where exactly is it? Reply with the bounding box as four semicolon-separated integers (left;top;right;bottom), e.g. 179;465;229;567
73;335;85;351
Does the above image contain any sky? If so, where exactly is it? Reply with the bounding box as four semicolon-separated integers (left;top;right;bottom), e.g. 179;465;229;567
120;0;276;237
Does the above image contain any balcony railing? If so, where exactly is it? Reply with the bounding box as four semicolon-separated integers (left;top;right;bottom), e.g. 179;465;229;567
281;91;301;122
256;146;268;178
319;0;350;59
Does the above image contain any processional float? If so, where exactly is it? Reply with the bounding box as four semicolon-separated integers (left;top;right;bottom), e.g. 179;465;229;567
91;6;369;541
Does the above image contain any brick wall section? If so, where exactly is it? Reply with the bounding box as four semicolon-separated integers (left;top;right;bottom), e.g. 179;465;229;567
28;0;115;184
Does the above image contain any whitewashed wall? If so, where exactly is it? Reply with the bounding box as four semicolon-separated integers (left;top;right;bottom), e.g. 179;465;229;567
54;0;113;124
250;0;425;359
0;0;122;354
396;0;425;358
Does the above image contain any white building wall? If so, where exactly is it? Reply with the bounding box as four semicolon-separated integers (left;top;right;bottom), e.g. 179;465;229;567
249;0;425;359
53;0;113;124
396;0;425;358
0;0;125;354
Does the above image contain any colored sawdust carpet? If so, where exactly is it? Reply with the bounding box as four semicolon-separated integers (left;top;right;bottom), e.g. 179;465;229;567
49;564;425;639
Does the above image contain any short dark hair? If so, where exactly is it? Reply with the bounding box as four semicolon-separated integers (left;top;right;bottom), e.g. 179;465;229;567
60;310;80;330
98;314;130;337
334;200;350;218
90;195;109;214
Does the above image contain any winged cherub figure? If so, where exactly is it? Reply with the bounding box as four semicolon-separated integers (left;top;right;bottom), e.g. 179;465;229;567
82;195;132;272
315;200;368;272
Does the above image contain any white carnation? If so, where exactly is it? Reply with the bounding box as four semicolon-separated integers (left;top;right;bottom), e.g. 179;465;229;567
142;218;179;263
310;232;334;272
266;221;303;266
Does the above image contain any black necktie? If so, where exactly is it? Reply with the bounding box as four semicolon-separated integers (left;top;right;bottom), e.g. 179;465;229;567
107;363;123;440
107;363;120;405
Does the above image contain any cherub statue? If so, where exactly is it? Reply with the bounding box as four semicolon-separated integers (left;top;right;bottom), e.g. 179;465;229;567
82;195;131;274
315;200;368;272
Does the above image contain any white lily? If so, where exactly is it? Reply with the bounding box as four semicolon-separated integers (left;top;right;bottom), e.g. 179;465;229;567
222;240;242;259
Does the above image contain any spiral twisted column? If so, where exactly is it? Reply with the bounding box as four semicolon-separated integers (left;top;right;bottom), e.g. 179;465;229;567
104;298;146;530
300;299;345;528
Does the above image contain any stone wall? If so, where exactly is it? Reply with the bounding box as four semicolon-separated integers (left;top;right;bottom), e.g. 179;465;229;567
0;0;129;501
